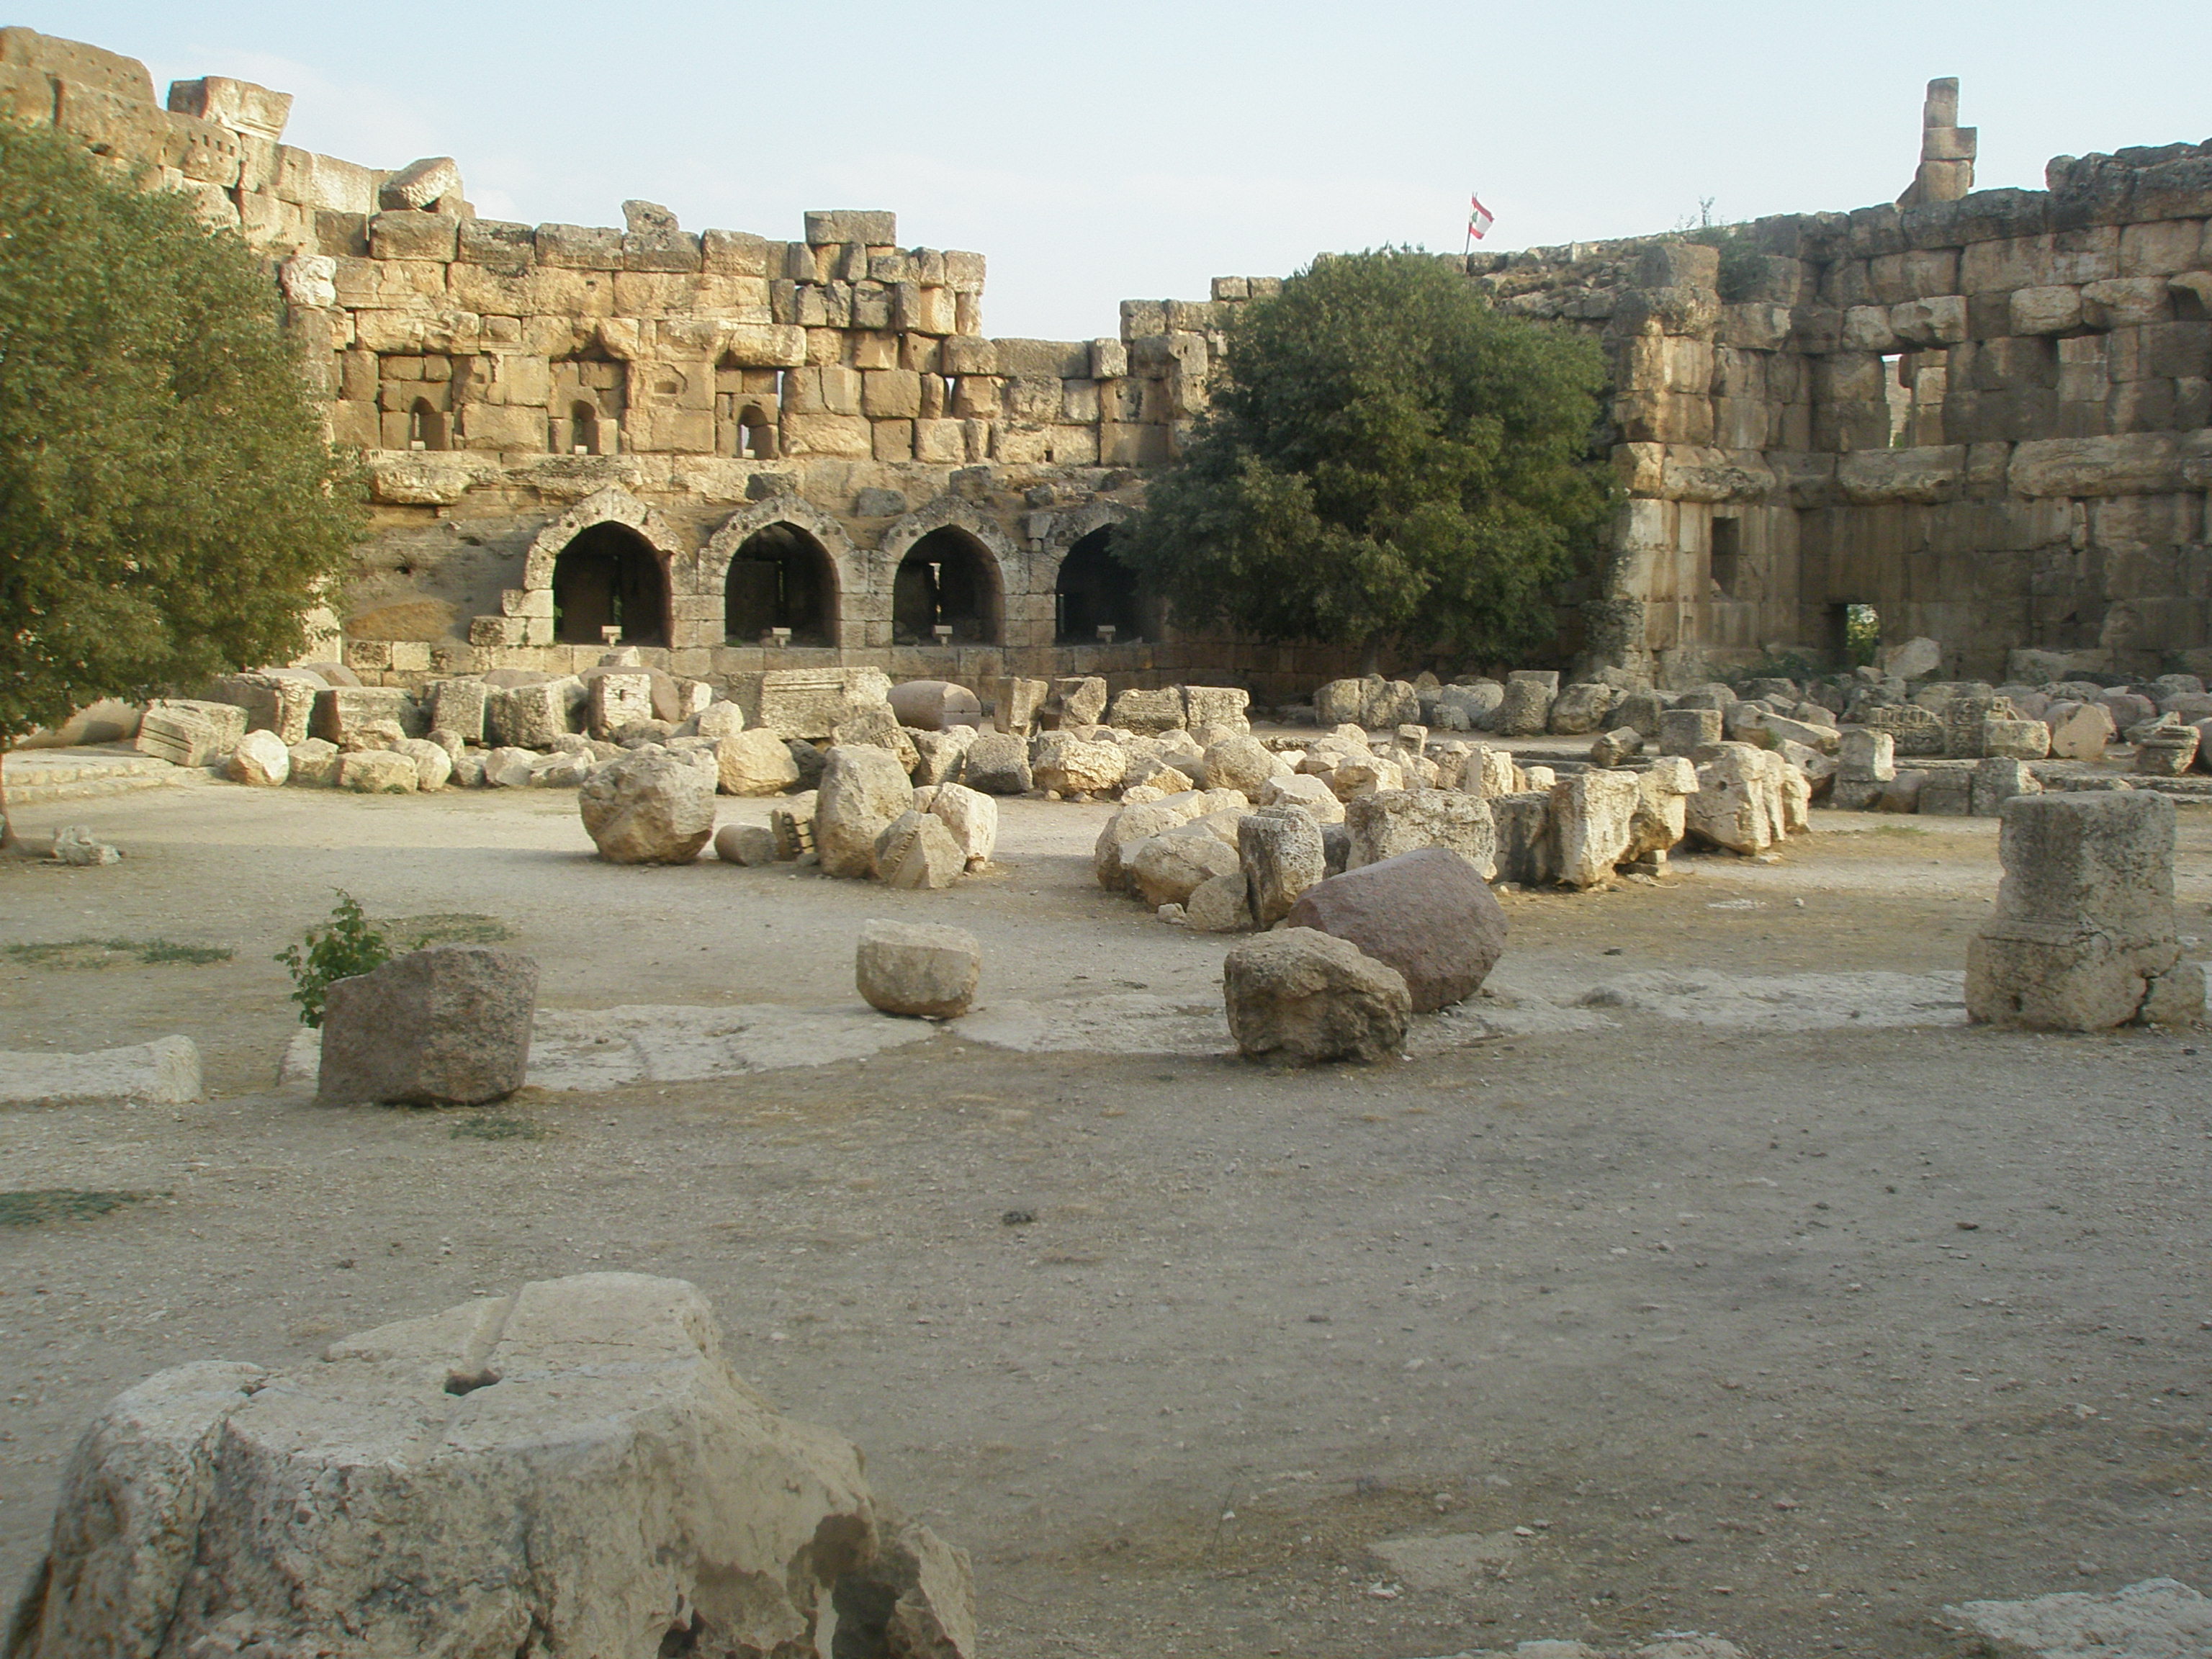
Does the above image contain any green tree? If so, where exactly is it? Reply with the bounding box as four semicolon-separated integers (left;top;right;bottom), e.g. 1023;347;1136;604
0;118;361;841
1113;248;1612;674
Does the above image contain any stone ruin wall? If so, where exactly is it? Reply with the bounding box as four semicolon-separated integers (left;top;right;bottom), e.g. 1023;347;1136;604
10;29;2211;703
1477;82;2212;687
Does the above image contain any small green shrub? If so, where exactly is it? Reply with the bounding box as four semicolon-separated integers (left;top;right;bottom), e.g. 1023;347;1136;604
276;890;391;1028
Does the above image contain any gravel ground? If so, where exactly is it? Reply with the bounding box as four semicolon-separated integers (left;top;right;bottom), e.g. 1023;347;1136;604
1;777;2208;1658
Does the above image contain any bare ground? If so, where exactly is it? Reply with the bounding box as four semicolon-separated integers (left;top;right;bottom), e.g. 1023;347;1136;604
2;777;2209;1659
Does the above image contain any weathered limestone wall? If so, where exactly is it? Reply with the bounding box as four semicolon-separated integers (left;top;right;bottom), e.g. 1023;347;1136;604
1463;91;2212;686
11;33;2210;700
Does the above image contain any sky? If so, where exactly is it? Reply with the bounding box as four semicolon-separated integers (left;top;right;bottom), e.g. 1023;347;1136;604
32;1;2212;341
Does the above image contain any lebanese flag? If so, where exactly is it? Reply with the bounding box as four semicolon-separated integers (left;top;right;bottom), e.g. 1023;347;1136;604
1467;194;1494;240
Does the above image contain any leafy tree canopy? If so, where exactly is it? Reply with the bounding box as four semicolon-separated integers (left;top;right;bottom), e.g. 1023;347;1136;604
0;117;361;747
1112;248;1613;669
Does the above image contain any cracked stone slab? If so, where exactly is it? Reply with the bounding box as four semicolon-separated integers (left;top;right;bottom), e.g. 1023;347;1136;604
953;993;1233;1056
1940;1578;2212;1659
0;1036;202;1106
280;1004;932;1093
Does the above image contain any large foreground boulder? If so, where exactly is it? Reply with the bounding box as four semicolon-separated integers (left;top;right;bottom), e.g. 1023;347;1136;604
1223;928;1411;1064
580;749;716;863
317;945;538;1107
1285;845;1508;1012
6;1274;974;1659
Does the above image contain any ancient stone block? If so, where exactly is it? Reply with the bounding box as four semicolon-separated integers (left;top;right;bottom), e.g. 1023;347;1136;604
318;944;536;1107
857;919;979;1017
815;745;916;878
579;749;716;864
1239;804;1326;927
1551;770;1642;889
1343;790;1496;879
1107;686;1185;734
1967;791;2200;1030
1223;928;1411;1064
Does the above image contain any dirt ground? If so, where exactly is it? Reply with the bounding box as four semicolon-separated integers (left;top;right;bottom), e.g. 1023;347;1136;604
2;769;2209;1659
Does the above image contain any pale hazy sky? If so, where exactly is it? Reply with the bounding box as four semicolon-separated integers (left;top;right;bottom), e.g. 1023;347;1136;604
35;1;2212;341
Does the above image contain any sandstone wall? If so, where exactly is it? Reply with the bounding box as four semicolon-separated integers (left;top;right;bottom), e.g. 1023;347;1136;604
11;32;2210;698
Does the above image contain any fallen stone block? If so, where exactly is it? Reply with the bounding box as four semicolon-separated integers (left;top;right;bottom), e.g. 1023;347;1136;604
909;724;977;786
1051;675;1107;728
1239;803;1326;927
889;678;983;731
1493;675;1554;737
1972;756;2042;818
1094;794;1208;893
1182;685;1251;732
1552;769;1642;889
395;737;453;791
0;1035;201;1106
1658;706;1722;755
1984;716;2051;760
481;745;535;788
1285;845;1507;1013
47;825;121;866
338;750;416;793
1344;789;1496;878
1223;928;1410;1063
1106;686;1184;734
1627;756;1699;862
872;810;965;889
832;704;920;774
1547;680;1616;735
580;748;716;864
1686;743;1783;853
914;780;997;869
1031;731;1125;796
1184;871;1254;932
1588;727;1644;768
815;745;917;878
6;1273;975;1659
957;731;1032;794
716;727;803;796
1258;771;1345;822
857;919;980;1016
1491;792;1556;885
713;823;778;866
1967;791;2203;1030
2048;701;2115;761
1200;733;1277;796
1131;821;1243;908
317;945;538;1107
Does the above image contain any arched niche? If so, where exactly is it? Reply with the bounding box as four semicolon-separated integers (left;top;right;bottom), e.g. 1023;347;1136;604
1053;525;1143;644
893;526;1002;645
552;522;670;646
721;521;839;645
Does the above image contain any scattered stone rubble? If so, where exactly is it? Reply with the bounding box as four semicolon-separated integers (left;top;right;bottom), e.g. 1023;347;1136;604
6;1273;976;1659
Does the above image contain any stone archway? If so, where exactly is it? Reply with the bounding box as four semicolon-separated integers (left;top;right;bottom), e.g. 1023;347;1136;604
892;525;1003;645
721;521;839;645
551;521;669;646
1053;524;1143;644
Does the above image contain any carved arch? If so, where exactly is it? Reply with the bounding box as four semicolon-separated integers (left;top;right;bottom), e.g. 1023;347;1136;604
875;495;1025;591
696;497;863;599
520;486;688;593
